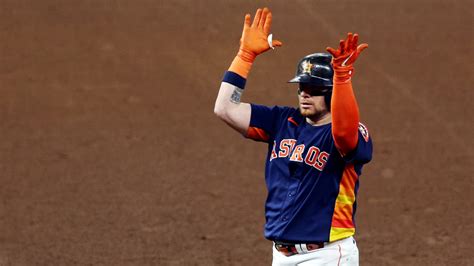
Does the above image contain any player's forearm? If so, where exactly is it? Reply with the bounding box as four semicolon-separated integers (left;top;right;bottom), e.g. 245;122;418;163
214;80;243;119
214;71;251;135
214;70;247;115
331;79;360;155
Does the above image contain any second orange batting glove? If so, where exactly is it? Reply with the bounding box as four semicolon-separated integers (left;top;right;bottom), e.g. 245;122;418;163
326;33;368;83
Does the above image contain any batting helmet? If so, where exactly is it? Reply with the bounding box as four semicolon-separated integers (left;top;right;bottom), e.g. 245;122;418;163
288;53;334;111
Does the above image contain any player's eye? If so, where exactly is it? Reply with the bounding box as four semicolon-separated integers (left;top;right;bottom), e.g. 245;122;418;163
298;84;330;96
298;87;323;96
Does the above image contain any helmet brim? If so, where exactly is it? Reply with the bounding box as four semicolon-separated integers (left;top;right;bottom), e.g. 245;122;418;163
288;74;312;83
288;74;333;87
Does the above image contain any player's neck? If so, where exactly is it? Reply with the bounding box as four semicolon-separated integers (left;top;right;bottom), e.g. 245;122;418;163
306;112;331;126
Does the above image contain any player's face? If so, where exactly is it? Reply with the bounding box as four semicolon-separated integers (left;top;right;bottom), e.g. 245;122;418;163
297;85;328;117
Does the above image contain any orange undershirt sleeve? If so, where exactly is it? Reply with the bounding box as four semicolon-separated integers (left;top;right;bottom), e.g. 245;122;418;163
331;70;360;156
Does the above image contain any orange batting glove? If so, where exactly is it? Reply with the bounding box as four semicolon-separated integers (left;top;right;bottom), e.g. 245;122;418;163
229;7;283;78
326;33;368;83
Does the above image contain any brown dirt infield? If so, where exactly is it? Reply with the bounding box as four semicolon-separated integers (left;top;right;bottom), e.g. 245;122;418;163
0;1;472;265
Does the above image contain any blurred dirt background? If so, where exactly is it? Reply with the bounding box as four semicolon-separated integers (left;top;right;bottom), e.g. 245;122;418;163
0;0;472;265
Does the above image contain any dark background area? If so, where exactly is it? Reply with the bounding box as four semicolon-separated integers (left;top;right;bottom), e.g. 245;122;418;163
0;0;472;265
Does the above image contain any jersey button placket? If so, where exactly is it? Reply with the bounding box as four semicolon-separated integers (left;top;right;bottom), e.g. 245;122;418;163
280;184;299;223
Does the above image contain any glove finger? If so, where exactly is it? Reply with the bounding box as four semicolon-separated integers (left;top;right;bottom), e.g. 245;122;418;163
344;34;351;54
342;34;349;54
259;7;269;28
272;39;283;47
350;33;357;52
326;46;339;57
263;11;272;35
357;43;369;54
240;14;251;42
243;14;251;28
339;40;345;55
252;8;262;27
346;43;368;65
347;32;353;50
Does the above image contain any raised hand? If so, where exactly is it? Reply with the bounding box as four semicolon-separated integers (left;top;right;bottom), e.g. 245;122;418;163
326;33;368;81
237;7;283;63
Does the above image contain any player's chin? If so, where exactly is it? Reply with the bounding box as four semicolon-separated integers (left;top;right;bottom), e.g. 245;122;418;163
300;107;316;117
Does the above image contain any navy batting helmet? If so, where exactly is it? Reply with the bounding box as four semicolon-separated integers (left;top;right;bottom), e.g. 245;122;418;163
288;53;334;111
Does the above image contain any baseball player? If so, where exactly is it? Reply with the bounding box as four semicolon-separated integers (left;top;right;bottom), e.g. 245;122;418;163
214;8;372;265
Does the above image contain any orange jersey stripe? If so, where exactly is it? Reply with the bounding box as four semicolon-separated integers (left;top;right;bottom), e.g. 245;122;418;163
333;202;353;219
331;218;354;228
246;127;270;142
330;164;358;241
338;165;358;197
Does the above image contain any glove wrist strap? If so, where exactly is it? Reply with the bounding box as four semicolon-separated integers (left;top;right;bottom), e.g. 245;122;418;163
228;51;254;79
333;65;354;83
237;48;257;63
